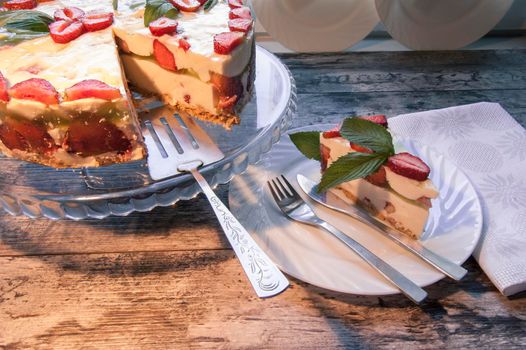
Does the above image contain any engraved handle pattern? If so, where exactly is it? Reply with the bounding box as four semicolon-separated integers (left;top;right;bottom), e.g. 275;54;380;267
191;169;289;297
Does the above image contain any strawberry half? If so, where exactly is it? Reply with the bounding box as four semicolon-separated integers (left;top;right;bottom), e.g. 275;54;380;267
0;119;56;154
365;166;387;187
169;0;201;12
49;20;85;44
322;126;341;138
64;79;121;101
229;6;252;20
149;17;178;36
4;0;37;10
178;38;191;52
54;7;85;21
350;142;372;154
81;12;114;32
8;78;59;105
64;120;131;156
386;152;430;181
209;72;243;98
213;32;244;55
358;114;388;128
0;71;9;102
153;39;177;71
320;143;330;171
228;18;252;33
228;0;244;9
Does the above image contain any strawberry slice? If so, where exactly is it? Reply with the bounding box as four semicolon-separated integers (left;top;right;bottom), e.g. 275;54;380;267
149;17;178;36
49;20;85;44
64;79;121;101
64;120;131;156
153;39;177;71
81;11;114;32
229;6;252;20
322;126;341;138
4;0;37;10
0;119;56;154
0;71;9;102
358;114;388;128
387;152;430;181
228;0;244;9
365;166;387;187
54;7;85;21
228;18;252;33
217;95;238;110
210;72;243;98
320;143;330;171
350;142;372;154
213;32;244;55
169;0;201;12
416;197;432;209
8;78;59;105
178;38;191;52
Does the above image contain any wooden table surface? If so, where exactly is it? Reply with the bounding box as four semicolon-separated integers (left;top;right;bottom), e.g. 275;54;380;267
1;49;526;349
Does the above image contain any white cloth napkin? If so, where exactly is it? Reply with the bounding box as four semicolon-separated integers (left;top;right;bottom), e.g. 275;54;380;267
389;102;526;297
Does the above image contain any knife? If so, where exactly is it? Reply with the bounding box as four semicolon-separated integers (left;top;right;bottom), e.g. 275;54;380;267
296;174;467;281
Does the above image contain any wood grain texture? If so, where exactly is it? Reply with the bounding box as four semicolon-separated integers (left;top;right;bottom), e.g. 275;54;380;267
1;49;526;349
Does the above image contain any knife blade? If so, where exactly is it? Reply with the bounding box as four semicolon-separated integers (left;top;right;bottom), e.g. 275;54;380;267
296;174;467;281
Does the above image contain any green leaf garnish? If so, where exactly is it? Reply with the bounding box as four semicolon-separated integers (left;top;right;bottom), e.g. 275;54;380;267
144;0;179;27
318;153;387;192
289;131;321;161
113;0;119;10
0;10;53;45
340;118;394;155
204;0;218;11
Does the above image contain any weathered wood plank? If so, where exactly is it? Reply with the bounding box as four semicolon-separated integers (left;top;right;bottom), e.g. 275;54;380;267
0;254;524;350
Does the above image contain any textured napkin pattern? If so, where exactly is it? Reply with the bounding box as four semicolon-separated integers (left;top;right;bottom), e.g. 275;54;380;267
389;102;526;296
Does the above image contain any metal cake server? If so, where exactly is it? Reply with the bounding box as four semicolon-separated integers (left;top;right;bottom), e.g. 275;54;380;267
296;174;467;281
142;107;289;298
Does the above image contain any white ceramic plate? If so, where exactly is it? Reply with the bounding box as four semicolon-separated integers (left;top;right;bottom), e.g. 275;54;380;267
251;0;379;52
375;0;513;50
229;125;483;295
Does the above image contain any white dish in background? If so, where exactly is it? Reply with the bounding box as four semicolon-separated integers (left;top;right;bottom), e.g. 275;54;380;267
375;0;514;50
251;0;379;52
229;125;483;295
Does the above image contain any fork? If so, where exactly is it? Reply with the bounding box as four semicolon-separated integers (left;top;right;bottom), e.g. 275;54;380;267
267;175;428;304
142;109;289;298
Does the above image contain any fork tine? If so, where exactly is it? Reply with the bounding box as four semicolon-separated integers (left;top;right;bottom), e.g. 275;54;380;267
280;175;298;197
267;181;282;202
271;178;287;199
276;176;293;197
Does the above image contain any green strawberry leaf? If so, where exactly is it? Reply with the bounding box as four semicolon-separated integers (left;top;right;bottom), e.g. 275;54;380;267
203;0;218;11
144;0;179;27
0;10;53;45
318;152;387;192
340;117;394;155
289;131;321;161
113;0;118;10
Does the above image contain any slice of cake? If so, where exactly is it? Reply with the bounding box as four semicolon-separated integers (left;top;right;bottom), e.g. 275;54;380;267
292;115;438;239
0;0;146;167
113;0;255;128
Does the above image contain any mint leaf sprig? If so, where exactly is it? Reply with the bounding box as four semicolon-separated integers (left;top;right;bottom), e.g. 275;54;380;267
144;0;179;27
0;10;53;45
289;117;395;192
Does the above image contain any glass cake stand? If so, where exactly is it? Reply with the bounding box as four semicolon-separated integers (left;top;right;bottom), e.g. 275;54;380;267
0;46;297;219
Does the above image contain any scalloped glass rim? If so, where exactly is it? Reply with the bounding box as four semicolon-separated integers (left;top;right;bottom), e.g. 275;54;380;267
0;46;297;219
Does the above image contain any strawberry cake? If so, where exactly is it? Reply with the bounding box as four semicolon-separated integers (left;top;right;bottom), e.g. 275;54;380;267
319;116;438;239
0;0;254;168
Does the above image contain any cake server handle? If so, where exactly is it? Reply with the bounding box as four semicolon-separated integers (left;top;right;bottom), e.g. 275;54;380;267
189;167;289;298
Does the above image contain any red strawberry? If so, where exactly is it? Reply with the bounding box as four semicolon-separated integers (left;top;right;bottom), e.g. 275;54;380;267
416;197;432;209
49;20;85;44
4;0;37;10
153;39;177;71
64;79;121;101
81;12;114;32
365;166;387;187
0;71;9;102
178;38;191;52
228;0;244;9
54;7;85;21
217;95;238;110
386;152;430;181
8;78;59;105
213;32;244;55
64;120;131;156
228;18;252;33
209;72;243;98
358;114;388;128
229;6;252;20
350;142;373;153
322;123;342;138
0;119;56;154
149;17;178;36
169;0;201;12
320;143;330;171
